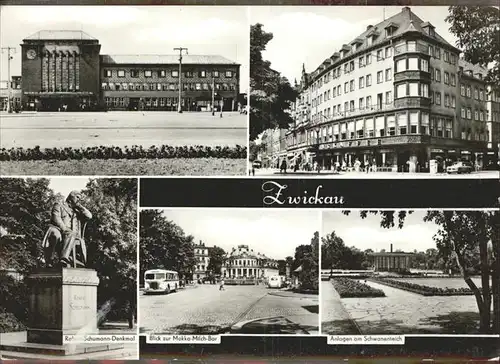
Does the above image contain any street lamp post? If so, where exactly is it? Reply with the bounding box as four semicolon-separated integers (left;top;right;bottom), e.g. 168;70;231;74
212;78;215;116
2;47;16;113
174;47;188;113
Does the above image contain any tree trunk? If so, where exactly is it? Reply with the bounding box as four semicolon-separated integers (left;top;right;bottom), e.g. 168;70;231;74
479;238;492;333
490;212;500;334
444;213;488;333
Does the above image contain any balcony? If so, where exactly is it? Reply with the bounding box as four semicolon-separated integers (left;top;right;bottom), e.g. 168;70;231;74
394;97;431;109
312;103;396;126
394;43;429;56
394;70;431;83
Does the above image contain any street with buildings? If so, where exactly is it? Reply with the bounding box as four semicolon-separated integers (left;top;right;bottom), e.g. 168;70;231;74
139;283;319;335
254;7;500;176
139;210;320;335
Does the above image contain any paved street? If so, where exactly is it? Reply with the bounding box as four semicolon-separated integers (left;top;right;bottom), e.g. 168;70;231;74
254;168;499;179
0;111;247;149
139;284;319;335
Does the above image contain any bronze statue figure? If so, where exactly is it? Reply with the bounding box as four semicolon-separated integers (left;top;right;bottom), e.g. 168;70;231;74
42;190;92;268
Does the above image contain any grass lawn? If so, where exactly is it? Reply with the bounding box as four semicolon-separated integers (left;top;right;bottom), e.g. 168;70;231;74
0;158;247;176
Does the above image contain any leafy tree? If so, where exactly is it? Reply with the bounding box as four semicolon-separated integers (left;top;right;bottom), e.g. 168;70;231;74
249;141;266;162
207;246;226;275
0;178;57;274
140;210;196;282
347;210;500;334
321;231;370;270
292;231;319;291
446;6;500;89
82;178;137;326
250;23;298;140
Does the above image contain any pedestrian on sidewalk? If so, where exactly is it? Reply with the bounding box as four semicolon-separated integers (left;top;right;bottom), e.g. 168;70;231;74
219;278;225;291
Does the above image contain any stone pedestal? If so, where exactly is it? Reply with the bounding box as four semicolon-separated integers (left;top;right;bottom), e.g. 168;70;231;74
26;268;99;345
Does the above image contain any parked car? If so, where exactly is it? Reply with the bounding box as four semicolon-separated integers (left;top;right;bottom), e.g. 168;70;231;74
446;161;473;174
267;275;282;288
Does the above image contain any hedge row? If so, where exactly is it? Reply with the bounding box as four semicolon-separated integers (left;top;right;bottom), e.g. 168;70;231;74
332;277;386;298
0;145;247;161
371;278;475;296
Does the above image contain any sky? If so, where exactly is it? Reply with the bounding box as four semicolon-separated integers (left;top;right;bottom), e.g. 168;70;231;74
159;209;319;259
250;6;458;84
48;177;90;198
322;211;441;253
0;6;249;92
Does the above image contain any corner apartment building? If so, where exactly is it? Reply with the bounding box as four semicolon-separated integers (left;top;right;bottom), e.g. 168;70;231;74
486;86;500;165
19;30;240;112
194;241;211;280
287;7;492;171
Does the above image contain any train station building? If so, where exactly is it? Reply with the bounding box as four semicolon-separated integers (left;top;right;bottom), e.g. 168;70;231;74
19;30;241;112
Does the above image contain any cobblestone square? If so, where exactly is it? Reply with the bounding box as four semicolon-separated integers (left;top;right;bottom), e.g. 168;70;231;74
140;284;319;335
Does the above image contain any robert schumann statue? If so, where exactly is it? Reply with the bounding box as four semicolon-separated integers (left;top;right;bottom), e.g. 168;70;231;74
42;190;92;268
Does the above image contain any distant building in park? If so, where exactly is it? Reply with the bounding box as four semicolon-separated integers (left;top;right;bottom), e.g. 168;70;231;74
18;30;241;112
369;244;414;272
222;244;279;279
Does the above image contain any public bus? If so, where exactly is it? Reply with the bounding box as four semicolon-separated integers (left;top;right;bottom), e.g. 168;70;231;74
144;269;179;294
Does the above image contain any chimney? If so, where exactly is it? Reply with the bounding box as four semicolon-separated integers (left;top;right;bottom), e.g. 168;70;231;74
390;244;393;253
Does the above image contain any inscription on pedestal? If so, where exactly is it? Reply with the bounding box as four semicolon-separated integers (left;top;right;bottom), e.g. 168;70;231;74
27;268;99;345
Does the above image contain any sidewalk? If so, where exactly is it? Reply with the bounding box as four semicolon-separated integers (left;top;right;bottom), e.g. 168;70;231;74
321;280;361;335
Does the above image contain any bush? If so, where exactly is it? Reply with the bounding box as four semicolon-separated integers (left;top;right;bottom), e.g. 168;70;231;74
332;277;386;298
0;308;26;333
0;274;29;325
371;278;476;296
0;144;247;162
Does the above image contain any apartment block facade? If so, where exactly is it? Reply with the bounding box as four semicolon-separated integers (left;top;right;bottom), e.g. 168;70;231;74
286;7;493;171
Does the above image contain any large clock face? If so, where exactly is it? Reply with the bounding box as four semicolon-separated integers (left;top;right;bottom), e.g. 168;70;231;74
27;49;36;60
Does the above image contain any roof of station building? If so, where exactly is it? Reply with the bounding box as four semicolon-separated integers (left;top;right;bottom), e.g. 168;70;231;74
24;30;98;41
101;54;239;65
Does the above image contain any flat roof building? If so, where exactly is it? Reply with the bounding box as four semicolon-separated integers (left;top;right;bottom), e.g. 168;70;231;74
19;30;241;112
369;244;414;272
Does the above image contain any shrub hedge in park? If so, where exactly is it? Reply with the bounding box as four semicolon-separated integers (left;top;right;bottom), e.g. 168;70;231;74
371;278;475;296
332;277;386;298
0;145;247;162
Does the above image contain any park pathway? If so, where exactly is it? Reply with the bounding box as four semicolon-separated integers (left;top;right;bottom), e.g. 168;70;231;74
320;280;360;335
341;279;481;334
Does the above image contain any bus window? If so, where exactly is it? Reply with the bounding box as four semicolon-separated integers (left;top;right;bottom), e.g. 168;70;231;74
145;273;154;280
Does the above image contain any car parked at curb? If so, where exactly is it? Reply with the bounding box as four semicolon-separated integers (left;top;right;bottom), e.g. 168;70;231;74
446;161;473;174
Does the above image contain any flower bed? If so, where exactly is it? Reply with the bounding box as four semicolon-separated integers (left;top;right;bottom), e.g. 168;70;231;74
332;277;386;298
370;278;475;296
0;144;246;161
